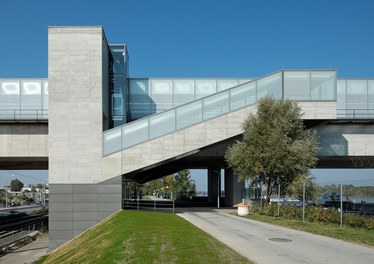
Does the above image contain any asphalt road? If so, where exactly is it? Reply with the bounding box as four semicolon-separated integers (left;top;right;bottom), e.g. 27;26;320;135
177;208;374;264
0;233;48;264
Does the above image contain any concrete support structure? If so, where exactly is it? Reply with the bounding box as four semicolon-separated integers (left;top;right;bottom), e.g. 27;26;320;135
224;168;245;206
48;27;122;250
207;169;220;205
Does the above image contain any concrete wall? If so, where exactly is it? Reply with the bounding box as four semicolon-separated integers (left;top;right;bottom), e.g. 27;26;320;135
111;101;337;180
48;27;122;250
316;124;374;156
0;124;48;158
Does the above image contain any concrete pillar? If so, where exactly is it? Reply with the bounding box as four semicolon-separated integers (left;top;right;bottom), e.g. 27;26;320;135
224;168;245;207
208;168;220;205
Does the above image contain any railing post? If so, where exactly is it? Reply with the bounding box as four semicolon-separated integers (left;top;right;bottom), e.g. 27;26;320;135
154;200;156;212
173;200;175;214
137;198;139;211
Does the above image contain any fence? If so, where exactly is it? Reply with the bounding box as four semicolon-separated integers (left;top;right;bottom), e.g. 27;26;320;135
0;220;47;248
248;178;374;226
123;199;175;213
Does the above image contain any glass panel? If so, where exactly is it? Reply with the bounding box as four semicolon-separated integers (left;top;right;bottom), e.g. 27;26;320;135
122;119;149;148
103;128;122;155
149;110;175;139
203;91;229;120
336;80;347;118
129;79;151;120
20;80;42;120
346;80;367;118
257;72;282;100
368;81;374;117
42;81;48;118
173;79;194;106
284;72;310;100
195;79;216;99
0;80;20;119
217;79;238;91
151;80;173;113
311;72;335;100
230;82;256;110
176;101;203;129
238;79;253;84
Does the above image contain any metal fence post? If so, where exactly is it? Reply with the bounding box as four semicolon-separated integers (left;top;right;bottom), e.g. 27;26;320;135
173;200;175;214
302;182;305;223
137;198;139;211
340;180;343;227
277;183;281;219
154;200;156;212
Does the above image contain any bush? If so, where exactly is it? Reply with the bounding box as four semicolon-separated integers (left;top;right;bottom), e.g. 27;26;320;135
250;203;374;230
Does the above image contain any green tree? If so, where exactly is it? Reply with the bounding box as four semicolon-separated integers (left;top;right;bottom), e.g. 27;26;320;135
225;96;319;205
174;170;192;199
10;178;24;192
286;175;320;202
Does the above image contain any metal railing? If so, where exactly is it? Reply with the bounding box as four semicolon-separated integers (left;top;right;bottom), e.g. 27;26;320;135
0;109;48;122
0;220;47;248
123;199;175;213
337;109;374;119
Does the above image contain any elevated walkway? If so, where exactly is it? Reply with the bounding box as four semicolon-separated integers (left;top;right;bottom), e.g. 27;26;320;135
102;70;337;183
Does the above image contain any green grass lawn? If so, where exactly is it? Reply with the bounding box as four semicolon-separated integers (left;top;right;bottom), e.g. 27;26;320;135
245;213;374;247
38;211;252;264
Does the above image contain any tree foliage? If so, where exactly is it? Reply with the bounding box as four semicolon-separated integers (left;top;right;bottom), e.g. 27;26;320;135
10;178;24;191
225;96;319;204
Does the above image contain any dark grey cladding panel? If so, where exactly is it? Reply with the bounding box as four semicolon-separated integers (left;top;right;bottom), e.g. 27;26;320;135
49;184;73;193
98;211;115;221
49;212;73;221
72;184;98;194
49;202;73;212
73;220;97;230
73;193;98;203
98;193;122;203
49;239;70;251
98;185;122;194
49;193;73;203
73;212;98;221
49;230;74;239
49;220;73;230
73;203;98;212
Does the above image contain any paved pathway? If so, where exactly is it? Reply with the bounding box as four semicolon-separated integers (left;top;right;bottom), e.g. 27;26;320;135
0;234;48;264
177;208;374;264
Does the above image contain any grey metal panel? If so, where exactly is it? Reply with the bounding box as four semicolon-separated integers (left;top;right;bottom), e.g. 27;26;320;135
49;220;73;230
73;203;98;212
73;230;85;237
49;202;73;212
49;184;73;194
49;239;70;250
98;203;121;212
49;193;73;203
73;212;98;221
72;184;98;194
73;193;98;203
49;230;74;239
98;185;122;194
73;221;97;230
98;211;115;221
49;212;73;221
98;193;122;203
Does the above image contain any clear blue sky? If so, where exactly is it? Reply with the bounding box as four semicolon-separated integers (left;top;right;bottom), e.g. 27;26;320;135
0;0;373;187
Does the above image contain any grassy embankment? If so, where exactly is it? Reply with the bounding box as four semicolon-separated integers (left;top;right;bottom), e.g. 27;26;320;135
245;213;374;247
38;210;253;264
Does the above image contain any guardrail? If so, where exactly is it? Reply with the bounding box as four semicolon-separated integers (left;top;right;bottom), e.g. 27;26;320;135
337;109;374;119
0;220;47;248
0;109;48;122
123;199;175;214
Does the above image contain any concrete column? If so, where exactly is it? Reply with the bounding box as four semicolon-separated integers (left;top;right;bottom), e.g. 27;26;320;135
224;168;245;207
207;169;220;205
